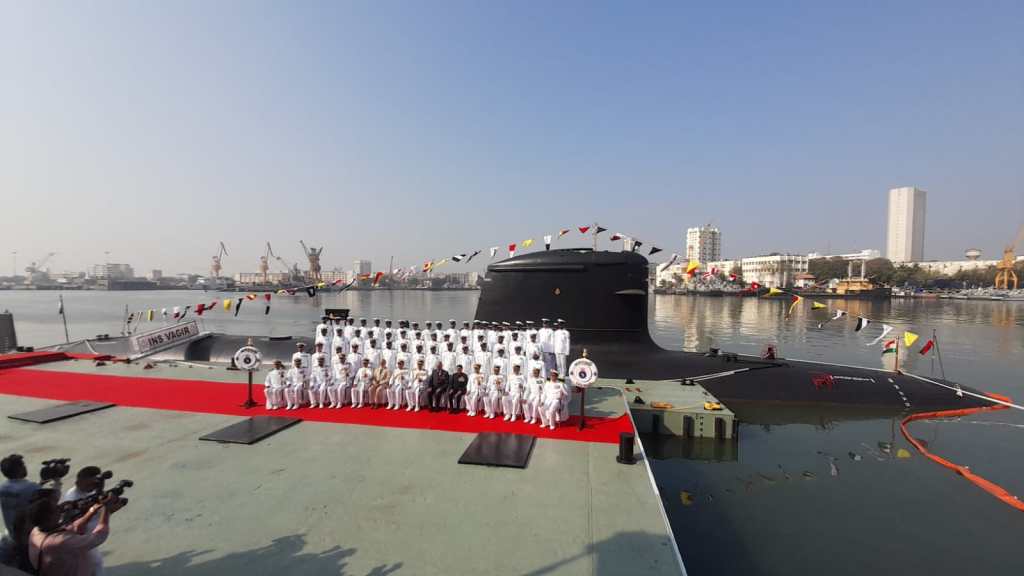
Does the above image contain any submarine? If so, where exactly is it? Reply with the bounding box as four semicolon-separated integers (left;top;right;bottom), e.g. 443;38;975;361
44;249;994;415
475;249;995;413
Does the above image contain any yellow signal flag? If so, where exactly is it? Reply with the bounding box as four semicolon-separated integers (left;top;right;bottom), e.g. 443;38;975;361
766;287;783;297
685;260;700;275
811;301;826;310
147;309;154;321
904;331;919;347
223;299;232;311
316;282;326;288
276;289;287;295
521;238;534;248
437;258;448;266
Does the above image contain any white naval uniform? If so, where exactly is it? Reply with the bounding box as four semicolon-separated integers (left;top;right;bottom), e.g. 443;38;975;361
345;352;363;384
524;377;544;423
440;349;457;373
460;328;472;342
264;368;286;409
285;366;307;409
333;363;352;406
425;353;440;373
334;329;349;354
473;350;492;376
406;368;429;410
343;324;356;340
528;359;545;380
525;341;542;362
559;378;573;422
381;348;397;372
510;354;527;374
554;328;571;377
352;366;373;407
465;373;485;415
364;348;381;371
491;355;511;378
388;369;410;409
539;379;566;428
503;373;525;421
457;352;474;373
445;328;458;342
292;351;312;379
537;327;555;375
396;350;412;370
483;374;504;418
309;365;332;407
311;351;328;371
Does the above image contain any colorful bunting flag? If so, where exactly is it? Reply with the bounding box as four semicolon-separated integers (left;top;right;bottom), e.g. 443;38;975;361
466;250;481;263
631;241;643;252
521;238;534;248
264;293;271;315
172;306;181;319
903;331;919;347
788;295;803;316
559;229;571;237
766;287;783;297
609;233;623;241
147;309;154;321
372;271;384;287
489;247;499;259
649;246;662;256
423;261;433;273
595;226;607;235
867;323;893;346
223;299;232;311
578;226;590;234
685;261;700;276
452;254;467;263
855;317;870;332
882;339;897;355
161;308;168;319
508;243;516;258
246;294;257;301
919;339;935;355
811;301;826;310
544;235;552;250
234;298;243;317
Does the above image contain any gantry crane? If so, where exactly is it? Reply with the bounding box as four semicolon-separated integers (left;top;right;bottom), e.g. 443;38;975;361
24;252;56;276
300;240;323;281
210;242;228;278
259;243;272;284
994;225;1022;290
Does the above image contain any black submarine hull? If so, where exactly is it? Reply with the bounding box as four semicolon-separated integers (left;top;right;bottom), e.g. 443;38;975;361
473;249;993;412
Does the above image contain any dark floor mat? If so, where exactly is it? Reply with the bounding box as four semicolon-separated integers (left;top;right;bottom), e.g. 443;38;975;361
458;432;536;468
199;416;301;445
9;401;115;424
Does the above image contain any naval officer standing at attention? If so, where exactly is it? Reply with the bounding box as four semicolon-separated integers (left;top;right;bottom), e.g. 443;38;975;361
537;319;556;375
553;319;571;379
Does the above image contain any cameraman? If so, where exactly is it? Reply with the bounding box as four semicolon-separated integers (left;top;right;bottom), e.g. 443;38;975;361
1;455;39;539
59;467;108;575
27;494;113;576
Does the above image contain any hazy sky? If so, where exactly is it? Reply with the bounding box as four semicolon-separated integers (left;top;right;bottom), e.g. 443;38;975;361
2;1;1022;276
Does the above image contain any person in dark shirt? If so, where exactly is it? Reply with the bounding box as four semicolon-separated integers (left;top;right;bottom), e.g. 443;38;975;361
427;362;450;411
448;365;469;413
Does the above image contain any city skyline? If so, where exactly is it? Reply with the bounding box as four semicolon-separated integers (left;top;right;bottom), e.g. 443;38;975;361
3;2;1021;274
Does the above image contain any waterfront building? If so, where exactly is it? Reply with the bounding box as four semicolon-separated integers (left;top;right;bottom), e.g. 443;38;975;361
89;263;134;279
909;256;1024;276
740;254;809;287
353;259;372;277
886;187;927;263
806;249;881;261
149;269;163;280
686;226;721;264
234;272;291;285
321;270;347;284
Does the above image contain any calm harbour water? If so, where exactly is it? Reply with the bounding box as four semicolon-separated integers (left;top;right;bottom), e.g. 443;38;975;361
3;290;1024;575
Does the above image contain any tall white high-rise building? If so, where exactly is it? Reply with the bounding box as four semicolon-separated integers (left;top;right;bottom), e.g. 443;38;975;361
886;187;926;263
353;259;372;276
686;226;721;264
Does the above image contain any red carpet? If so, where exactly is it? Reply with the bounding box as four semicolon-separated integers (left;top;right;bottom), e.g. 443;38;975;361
0;366;633;444
0;352;108;370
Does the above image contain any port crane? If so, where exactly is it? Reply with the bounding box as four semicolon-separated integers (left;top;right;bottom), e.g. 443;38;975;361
300;240;323;281
267;243;303;283
25;252;56;276
259;243;272;283
210;242;228;279
994;224;1022;290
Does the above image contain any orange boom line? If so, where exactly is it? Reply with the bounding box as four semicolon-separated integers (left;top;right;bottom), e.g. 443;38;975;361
899;392;1024;512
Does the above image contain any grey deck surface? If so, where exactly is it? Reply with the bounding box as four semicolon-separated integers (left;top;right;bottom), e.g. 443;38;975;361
0;392;682;576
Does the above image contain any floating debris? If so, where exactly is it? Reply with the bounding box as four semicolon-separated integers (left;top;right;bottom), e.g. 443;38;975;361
758;473;777;484
829;460;839;477
680;491;694;506
802;471;816;479
878;442;893;455
848;451;862;461
896;448;912;459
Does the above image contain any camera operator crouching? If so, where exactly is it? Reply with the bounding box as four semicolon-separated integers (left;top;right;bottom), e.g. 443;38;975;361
0;455;69;568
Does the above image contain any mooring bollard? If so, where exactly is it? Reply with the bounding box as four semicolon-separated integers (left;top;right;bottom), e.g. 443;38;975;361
616;431;637;465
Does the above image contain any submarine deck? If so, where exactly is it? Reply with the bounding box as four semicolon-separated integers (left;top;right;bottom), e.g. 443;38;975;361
0;358;684;576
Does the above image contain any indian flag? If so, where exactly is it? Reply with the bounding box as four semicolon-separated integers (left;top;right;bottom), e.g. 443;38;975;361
882;339;897;355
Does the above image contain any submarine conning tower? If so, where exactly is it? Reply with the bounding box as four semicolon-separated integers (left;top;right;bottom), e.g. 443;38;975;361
474;248;657;347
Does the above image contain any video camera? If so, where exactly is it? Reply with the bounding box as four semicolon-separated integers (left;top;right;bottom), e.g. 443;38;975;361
39;458;71;483
57;479;134;525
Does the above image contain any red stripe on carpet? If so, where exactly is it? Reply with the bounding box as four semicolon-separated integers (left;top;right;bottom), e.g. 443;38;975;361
0;367;633;444
0;352;109;369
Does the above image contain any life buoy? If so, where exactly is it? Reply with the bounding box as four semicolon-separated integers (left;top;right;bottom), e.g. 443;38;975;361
568;358;598;388
233;346;262;372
